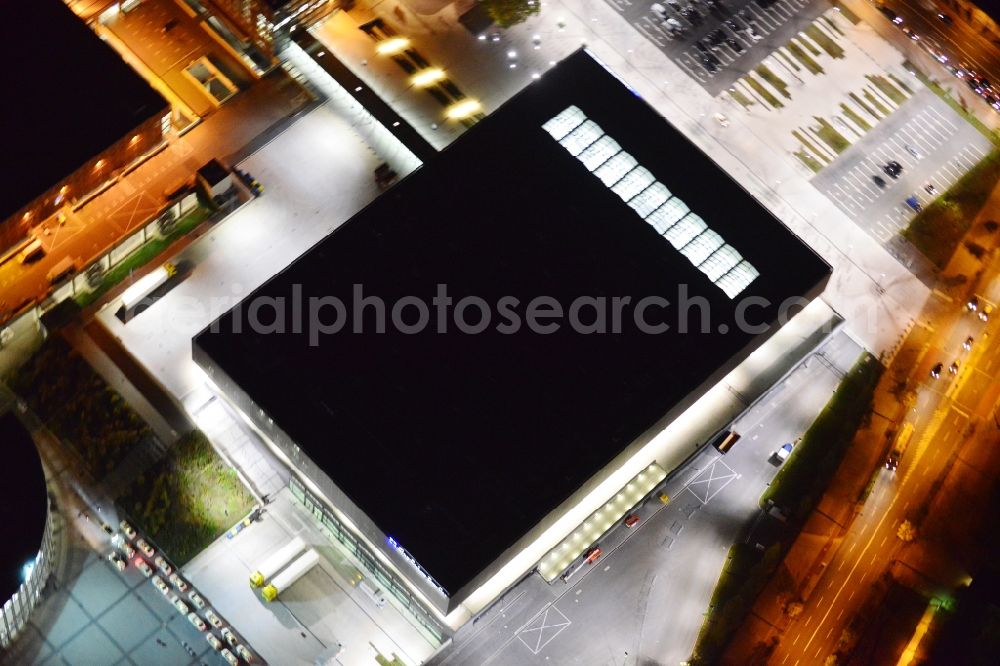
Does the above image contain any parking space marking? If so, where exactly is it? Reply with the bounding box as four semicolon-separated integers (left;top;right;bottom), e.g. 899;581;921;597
516;605;572;655
685;459;738;504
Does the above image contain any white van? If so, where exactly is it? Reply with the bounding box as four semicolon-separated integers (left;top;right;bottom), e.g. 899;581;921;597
17;239;44;264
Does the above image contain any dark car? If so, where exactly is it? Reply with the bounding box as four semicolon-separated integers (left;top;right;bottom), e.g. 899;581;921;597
726;37;744;53
877;6;901;23
872;175;887;188
886;449;900;471
930;362;943;379
701;55;720;72
937;12;952;24
882;162;902;178
708;28;726;45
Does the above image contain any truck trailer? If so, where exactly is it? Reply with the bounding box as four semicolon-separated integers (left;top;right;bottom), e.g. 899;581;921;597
120;262;177;311
262;549;320;602
249;537;305;588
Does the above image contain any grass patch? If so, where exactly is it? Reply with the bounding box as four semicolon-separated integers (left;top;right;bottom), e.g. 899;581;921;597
797;33;822;56
728;87;756;109
776;50;800;72
888;72;914;95
903;149;1000;268
745;75;783;108
787;41;823;75
119;430;255;565
689;354;882;664
792;129;827;161
831;1;860;23
689;543;784;665
821;14;845;36
840;103;871;132
794;149;824;173
75;205;211;308
804;24;845;59
814;116;851;154
904;61;1000;145
864;90;890;117
867;74;908;106
849;91;878;120
761;353;883;514
8;337;153;478
754;65;791;98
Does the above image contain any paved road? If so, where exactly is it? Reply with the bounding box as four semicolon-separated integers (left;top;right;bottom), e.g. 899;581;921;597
0;71;311;327
430;332;862;666
811;87;992;244
604;0;831;94
770;253;1000;665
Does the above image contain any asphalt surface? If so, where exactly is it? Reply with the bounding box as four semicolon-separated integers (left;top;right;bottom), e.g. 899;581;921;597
811;87;992;243
604;0;831;94
769;252;1000;665
429;332;862;666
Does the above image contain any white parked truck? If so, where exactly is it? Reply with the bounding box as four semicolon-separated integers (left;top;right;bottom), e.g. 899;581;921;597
249;537;305;587
262;549;319;602
120;262;176;311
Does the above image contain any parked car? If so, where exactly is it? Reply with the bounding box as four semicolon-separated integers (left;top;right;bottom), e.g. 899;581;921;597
168;592;189;615
108;552;127;572
152;575;170;595
206;633;223;650
136;538;154;558
119;520;136;540
221;649;239;666
236;645;254;663
584;546;603;564
154;555;172;576
623;514;641;528
169;572;188;592
205;609;224;628
188;590;207;609
187;612;207;631
775;442;794;462
135;558;153;577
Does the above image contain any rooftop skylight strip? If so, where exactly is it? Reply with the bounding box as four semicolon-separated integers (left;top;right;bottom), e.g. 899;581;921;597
544;106;758;298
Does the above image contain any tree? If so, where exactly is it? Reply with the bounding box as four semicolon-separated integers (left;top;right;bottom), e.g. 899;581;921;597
481;0;540;28
786;601;804;619
897;519;917;543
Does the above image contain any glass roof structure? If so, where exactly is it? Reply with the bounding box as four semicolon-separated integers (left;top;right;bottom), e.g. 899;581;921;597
543;106;759;298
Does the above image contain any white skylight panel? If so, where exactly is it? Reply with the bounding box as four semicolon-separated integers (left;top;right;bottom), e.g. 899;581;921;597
594;152;637;187
717;260;760;298
628;182;671;218
542;105;587;140
663;213;707;249
645;197;689;234
681;229;724;266
578;135;621;172
611;167;655;202
560;120;605;156
700;245;742;281
543;106;762;299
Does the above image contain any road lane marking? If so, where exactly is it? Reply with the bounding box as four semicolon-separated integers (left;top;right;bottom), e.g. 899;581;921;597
802;493;900;652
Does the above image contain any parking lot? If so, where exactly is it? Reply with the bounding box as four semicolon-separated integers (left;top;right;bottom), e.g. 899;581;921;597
607;0;830;94
811;89;992;244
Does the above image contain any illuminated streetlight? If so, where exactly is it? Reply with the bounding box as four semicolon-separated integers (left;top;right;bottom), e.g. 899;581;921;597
376;37;410;56
445;99;481;120
411;68;446;87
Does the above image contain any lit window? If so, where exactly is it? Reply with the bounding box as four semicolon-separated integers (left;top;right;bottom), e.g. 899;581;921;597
542;105;587;140
664;213;707;249
700;245;742;281
681;229;724;266
717;261;760;298
628;182;671;218
578;135;621;171
611;166;655;202
594;152;637;187
559;120;604;156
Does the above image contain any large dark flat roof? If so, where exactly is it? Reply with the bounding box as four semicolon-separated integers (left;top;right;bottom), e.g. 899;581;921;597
0;413;47;601
195;50;829;594
0;0;167;220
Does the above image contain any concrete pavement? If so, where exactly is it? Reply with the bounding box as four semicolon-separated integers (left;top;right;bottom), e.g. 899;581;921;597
430;332;862;665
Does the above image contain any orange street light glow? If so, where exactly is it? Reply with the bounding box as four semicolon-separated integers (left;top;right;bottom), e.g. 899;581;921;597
376;37;410;56
446;99;481;120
